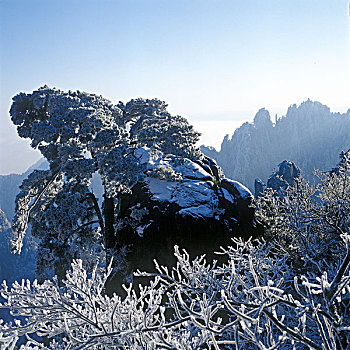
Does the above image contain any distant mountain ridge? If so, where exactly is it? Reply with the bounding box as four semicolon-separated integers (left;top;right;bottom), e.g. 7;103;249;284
0;158;46;285
0;158;47;220
201;100;350;190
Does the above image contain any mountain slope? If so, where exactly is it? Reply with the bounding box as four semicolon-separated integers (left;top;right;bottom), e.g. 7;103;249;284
0;158;47;219
202;100;350;190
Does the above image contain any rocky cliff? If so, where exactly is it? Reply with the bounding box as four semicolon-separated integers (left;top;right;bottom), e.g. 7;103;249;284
202;100;350;191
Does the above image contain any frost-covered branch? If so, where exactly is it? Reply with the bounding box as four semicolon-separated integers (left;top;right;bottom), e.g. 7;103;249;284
255;150;350;275
1;237;349;349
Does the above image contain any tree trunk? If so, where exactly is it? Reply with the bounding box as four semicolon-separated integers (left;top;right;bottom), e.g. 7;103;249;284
104;195;115;251
103;195;120;295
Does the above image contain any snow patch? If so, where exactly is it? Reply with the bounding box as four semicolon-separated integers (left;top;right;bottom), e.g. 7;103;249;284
146;177;177;202
174;159;212;181
223;178;252;199
173;181;215;208
221;188;235;203
178;204;214;218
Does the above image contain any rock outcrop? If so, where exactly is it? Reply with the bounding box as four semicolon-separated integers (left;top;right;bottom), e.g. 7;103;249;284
254;178;266;198
266;160;301;192
114;149;257;285
255;160;301;196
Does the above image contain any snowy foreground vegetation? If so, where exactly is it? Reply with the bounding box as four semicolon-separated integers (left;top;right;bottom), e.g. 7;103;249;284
1;233;349;350
0;149;349;348
0;86;349;349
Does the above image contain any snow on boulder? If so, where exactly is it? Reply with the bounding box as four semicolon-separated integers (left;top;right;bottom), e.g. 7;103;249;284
120;148;253;222
114;150;257;287
221;178;252;199
173;158;213;181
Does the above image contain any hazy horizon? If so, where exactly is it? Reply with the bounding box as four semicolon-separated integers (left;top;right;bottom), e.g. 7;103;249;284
1;0;349;174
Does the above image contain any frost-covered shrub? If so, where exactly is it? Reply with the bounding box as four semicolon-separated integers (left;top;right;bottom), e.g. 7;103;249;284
255;150;350;275
147;166;183;182
1;234;349;349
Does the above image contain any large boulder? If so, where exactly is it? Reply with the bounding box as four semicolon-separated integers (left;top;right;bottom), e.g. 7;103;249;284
255;160;301;197
114;149;257;285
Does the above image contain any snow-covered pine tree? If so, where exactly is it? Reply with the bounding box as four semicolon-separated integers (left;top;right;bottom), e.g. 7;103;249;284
9;86;201;282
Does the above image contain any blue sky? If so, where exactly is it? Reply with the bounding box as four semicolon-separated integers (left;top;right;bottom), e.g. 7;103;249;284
1;0;349;174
